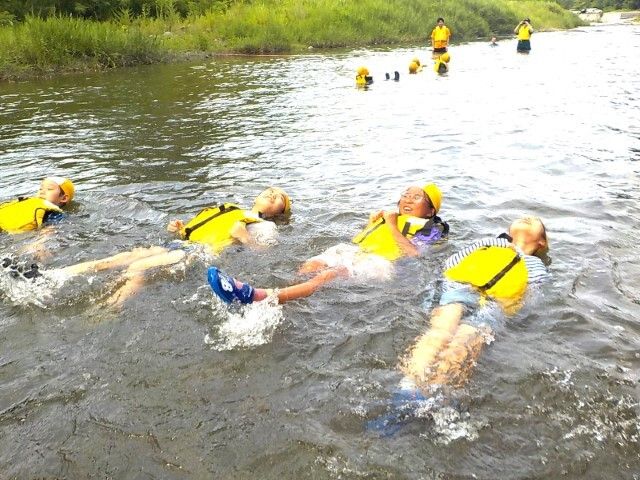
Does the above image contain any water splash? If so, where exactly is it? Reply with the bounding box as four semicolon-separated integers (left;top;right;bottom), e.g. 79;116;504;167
0;268;69;308
534;367;640;448
204;291;283;350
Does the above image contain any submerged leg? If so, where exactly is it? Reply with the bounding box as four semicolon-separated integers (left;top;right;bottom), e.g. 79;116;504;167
298;259;329;274
428;324;488;387
106;249;187;307
59;246;169;276
400;303;465;385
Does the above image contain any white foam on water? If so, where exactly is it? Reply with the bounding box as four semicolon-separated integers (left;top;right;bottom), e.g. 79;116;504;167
541;367;640;447
425;406;486;445
205;291;284;351
0;268;69;308
411;385;487;444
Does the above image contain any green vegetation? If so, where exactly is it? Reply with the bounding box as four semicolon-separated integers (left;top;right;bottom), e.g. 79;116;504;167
0;0;583;80
556;0;640;11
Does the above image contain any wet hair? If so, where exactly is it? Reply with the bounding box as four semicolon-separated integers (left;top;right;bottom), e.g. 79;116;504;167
437;17;445;22
532;218;549;259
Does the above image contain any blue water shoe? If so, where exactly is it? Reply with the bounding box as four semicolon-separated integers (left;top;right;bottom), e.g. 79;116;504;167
207;267;254;304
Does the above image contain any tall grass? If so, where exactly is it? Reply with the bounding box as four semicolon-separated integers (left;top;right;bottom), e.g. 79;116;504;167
0;16;163;78
0;0;583;79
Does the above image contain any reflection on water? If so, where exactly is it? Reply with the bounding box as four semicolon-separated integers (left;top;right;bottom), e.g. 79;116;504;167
1;24;640;478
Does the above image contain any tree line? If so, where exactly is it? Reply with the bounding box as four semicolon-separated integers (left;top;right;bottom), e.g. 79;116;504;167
0;0;232;21
1;0;638;23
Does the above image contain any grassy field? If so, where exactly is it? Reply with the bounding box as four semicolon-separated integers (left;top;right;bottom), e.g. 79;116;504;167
0;0;583;80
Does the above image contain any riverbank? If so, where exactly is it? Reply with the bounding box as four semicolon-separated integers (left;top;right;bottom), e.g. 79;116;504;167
0;0;583;81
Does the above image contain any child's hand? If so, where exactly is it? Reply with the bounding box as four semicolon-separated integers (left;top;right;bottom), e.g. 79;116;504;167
230;221;250;244
167;219;184;233
369;210;384;223
383;211;399;225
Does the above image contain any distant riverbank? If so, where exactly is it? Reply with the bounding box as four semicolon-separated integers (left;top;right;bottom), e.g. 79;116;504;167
0;0;583;81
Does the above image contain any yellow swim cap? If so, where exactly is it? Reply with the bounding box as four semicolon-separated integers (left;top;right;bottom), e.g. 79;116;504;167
423;183;442;213
440;52;450;63
357;66;369;76
46;176;75;202
411;57;421;67
272;187;291;215
409;61;419;74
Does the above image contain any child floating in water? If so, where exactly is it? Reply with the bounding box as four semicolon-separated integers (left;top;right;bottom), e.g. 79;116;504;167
1;176;75;272
208;184;448;305
434;52;450;75
33;187;291;306
355;66;373;87
0;177;75;233
400;216;549;389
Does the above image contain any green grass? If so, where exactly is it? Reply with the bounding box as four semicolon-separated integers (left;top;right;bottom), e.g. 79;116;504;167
0;15;164;78
0;0;584;80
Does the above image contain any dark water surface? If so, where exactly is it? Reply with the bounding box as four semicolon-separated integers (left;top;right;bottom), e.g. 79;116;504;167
1;24;639;479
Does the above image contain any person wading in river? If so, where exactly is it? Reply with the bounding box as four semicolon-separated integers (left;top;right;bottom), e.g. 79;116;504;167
514;18;534;54
430;17;452;59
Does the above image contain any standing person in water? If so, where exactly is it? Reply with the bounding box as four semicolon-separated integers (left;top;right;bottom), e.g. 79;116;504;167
400;216;549;390
514;18;534;54
430;17;451;59
32;187;291;306
208;184;449;305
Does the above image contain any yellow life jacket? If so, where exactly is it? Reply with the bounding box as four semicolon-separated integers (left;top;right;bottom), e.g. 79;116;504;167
356;74;373;86
444;245;528;311
352;215;445;261
434;60;448;74
517;25;532;40
180;203;261;254
0;197;64;233
431;26;451;49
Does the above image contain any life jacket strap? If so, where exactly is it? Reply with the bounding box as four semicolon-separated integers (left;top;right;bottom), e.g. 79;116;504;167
479;250;522;291
183;204;240;240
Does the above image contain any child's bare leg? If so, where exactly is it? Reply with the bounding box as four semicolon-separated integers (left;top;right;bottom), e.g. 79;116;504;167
428;324;488;387
298;258;329;274
105;249;187;307
60;246;169;275
247;266;348;303
276;267;347;302
400;303;465;384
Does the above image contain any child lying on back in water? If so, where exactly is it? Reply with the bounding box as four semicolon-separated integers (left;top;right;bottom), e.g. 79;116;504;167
366;216;549;436
208;183;448;305
21;187;291;306
1;177;75;274
400;216;549;389
0;177;75;234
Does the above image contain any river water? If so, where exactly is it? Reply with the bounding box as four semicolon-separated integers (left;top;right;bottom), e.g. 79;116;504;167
1;23;639;479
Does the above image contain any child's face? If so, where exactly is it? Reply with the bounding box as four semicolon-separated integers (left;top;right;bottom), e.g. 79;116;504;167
253;188;286;218
509;217;547;255
38;178;68;206
397;186;435;219
437;19;444;26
